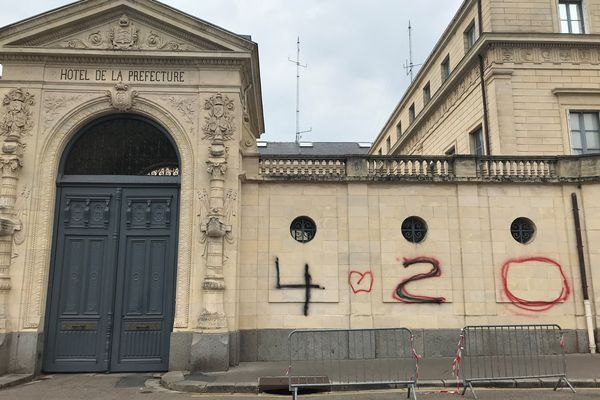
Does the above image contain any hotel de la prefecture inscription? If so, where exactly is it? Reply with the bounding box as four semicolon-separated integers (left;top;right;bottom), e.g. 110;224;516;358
0;0;599;374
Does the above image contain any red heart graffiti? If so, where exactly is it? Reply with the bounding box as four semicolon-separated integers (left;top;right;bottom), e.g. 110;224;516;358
348;271;374;294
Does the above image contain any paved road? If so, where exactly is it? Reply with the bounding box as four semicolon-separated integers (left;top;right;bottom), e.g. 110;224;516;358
1;374;599;400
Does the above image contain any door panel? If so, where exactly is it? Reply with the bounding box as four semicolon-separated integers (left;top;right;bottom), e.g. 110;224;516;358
111;188;178;372
45;185;178;373
44;188;118;372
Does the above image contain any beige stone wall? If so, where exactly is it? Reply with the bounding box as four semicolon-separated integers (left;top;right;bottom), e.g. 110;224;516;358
239;180;595;332
486;44;600;155
488;0;600;34
488;0;559;33
405;64;484;155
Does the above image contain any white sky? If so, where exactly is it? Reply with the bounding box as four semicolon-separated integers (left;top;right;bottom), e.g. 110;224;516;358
0;0;464;142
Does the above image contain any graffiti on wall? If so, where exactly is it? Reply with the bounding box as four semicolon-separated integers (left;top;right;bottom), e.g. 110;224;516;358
392;256;446;304
348;271;374;294
275;257;325;316
501;256;570;312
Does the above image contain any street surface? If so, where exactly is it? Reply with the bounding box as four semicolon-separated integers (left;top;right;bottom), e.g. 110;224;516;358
1;374;599;400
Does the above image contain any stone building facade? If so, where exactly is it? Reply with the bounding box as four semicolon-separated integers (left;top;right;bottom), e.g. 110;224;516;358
372;0;600;157
0;0;598;375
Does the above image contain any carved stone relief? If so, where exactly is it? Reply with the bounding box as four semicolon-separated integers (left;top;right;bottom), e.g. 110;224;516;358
202;93;235;142
62;14;187;51
198;92;237;330
13;185;30;247
1;89;35;144
492;44;600;65
43;94;83;134
160;96;196;131
106;82;138;111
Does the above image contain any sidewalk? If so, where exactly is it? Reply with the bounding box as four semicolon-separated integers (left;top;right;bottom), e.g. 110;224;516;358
161;354;600;393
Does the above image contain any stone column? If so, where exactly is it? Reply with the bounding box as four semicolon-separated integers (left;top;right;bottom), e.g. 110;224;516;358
0;155;21;336
0;88;33;365
193;93;235;371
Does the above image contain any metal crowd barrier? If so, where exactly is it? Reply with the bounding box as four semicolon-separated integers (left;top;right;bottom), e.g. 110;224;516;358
455;324;575;398
288;328;419;400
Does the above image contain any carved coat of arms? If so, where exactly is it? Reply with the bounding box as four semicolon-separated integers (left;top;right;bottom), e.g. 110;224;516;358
106;82;138;111
1;89;35;142
110;15;138;50
202;93;235;142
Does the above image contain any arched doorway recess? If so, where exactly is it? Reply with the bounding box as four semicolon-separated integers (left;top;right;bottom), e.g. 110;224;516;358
44;114;180;372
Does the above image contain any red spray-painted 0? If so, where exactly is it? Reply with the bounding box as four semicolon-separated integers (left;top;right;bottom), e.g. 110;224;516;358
501;256;571;312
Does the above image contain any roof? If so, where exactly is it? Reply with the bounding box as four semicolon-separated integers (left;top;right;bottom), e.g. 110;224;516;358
257;142;371;156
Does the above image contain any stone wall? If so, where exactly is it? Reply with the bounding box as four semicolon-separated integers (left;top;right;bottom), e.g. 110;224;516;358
237;154;600;355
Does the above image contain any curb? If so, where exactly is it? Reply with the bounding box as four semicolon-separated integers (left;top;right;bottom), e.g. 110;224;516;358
160;374;600;394
0;374;34;390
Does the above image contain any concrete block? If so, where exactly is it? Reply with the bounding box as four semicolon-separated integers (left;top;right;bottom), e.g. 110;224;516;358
240;329;258;362
169;331;192;371
160;370;185;388
257;329;290;361
190;332;230;372
574;329;590;353
10;332;42;374
422;329;461;357
229;331;240;367
0;332;11;375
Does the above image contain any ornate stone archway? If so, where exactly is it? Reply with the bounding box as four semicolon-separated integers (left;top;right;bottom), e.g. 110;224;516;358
21;95;195;333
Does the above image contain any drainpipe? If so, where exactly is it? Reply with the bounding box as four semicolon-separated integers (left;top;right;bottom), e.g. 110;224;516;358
478;55;492;156
571;193;597;354
476;0;492;156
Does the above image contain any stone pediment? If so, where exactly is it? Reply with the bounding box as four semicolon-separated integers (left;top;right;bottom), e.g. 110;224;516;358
0;0;253;53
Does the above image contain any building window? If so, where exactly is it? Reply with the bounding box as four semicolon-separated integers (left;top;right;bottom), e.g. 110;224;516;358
470;127;485;156
378;148;382;156
445;146;456;156
559;0;584;33
441;55;450;82
570;112;600;154
401;216;427;244
423;82;431;105
464;20;477;51
290;216;316;243
386;137;391;153
396;121;402;140
408;103;416;124
510;217;535;244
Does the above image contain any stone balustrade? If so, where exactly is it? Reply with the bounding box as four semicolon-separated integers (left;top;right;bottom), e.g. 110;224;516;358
258;158;346;178
252;154;600;183
367;157;453;178
479;157;556;179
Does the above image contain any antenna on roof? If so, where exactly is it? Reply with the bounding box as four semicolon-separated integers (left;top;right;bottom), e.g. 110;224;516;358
403;21;422;82
288;37;312;144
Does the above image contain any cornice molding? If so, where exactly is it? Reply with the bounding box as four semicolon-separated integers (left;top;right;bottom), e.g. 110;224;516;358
552;88;600;96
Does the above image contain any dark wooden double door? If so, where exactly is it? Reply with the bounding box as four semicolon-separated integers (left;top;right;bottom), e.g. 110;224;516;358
44;185;179;372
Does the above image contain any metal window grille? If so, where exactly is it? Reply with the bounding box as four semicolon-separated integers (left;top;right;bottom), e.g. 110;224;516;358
559;0;584;34
510;217;535;244
290;216;316;243
63;115;180;176
401;216;427;243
